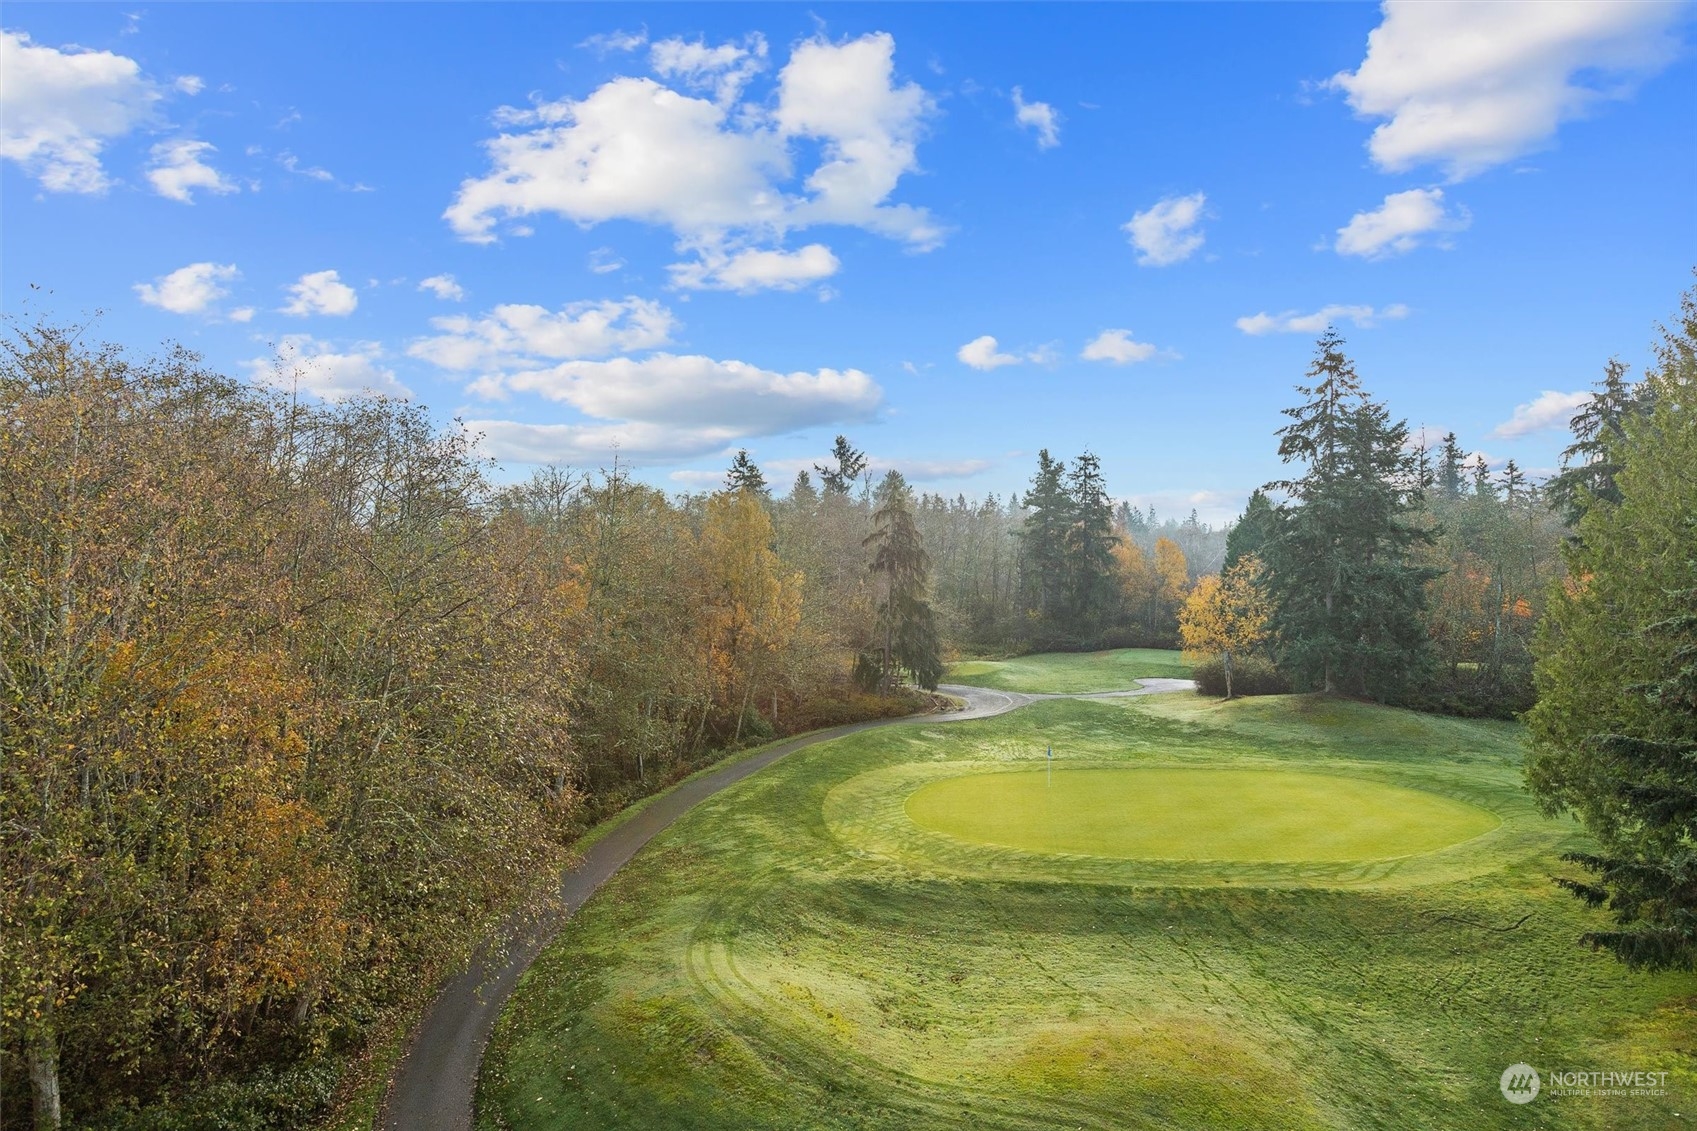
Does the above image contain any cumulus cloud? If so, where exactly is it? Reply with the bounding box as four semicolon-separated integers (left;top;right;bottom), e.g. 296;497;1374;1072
281;269;359;317
1235;303;1409;335
670;243;840;292
1329;0;1682;179
444;32;938;290
133;261;238;315
145;138;237;203
869;455;992;481
1012;87;1060;149
1124;192;1206;266
1491;389;1591;439
957;335;1024;371
1334;187;1470;258
408;297;677;372
249;335;410;401
459;354;881;466
475;354;880;435
0;29;162;193
649;33;768;105
417;274;466;301
173;75;204;96
1081;329;1158;364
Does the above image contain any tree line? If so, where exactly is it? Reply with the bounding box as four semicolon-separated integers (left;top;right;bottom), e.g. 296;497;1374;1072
0;327;943;1129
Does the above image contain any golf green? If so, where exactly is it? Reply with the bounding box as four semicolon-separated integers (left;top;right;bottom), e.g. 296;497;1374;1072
903;767;1499;862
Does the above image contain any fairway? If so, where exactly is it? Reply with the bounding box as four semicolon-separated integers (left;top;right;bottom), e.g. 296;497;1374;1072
904;767;1499;862
944;647;1190;693
481;694;1697;1130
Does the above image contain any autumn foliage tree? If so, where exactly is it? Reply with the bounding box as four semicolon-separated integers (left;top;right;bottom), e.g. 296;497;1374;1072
1179;555;1272;699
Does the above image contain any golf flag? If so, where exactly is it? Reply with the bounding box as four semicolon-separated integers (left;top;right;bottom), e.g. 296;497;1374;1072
1046;744;1052;761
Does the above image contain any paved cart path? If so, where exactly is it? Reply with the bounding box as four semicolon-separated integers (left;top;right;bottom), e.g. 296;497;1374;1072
380;677;1194;1130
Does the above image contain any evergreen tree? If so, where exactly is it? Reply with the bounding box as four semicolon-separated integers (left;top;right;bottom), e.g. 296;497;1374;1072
1437;432;1465;500
1017;450;1072;630
1062;451;1119;636
1547;358;1656;526
861;471;943;691
1528;287;1697;969
815;435;868;497
725;449;770;498
788;469;819;510
1263;329;1437;698
1224;489;1278;570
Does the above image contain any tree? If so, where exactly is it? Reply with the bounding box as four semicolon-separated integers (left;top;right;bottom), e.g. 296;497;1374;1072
725;449;770;498
1152;536;1190;637
1262;329;1436;698
1527;286;1697;969
861;472;943;692
1547;358;1655;526
1017;450;1071;630
698;491;802;742
814;435;868;497
1437;431;1465;500
1180;555;1272;699
1224;489;1277;570
1061;451;1119;636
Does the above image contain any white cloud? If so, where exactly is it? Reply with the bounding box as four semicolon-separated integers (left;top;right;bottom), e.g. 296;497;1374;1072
278;150;334;182
1235;303;1410;335
670;242;840;292
649;33;767;105
459;350;882;468
281;269;358;317
1334;187;1470;258
474;353;880;436
581;29;649;55
133;261;238;315
467;419;743;467
229;306;255;323
587;247;625;274
1491;389;1591;439
957;335;1023;371
1329;0;1682;179
1081;329;1159;364
0;29;161;193
417;274;466;301
1011;87;1060;149
249;335;410;401
173;75;204;96
669;468;730;488
145;138;237;203
408;297;677;372
444;32;939;286
1124;192;1206;266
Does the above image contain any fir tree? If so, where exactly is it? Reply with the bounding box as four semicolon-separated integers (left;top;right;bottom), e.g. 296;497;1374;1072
1263;329;1437;698
815;435;868;497
725;449;770;498
862;471;943;691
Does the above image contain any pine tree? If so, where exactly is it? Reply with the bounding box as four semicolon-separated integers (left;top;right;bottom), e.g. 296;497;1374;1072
725;449;770;498
1017;450;1072;633
815;435;868;497
1547;358;1655;526
1437;432;1465;499
1528;287;1697;969
862;471;943;691
1224;489;1278;570
1263;329;1436;698
1062;451;1119;637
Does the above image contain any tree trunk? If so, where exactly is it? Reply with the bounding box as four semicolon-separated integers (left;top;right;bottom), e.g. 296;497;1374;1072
1223;650;1235;700
29;1016;61;1131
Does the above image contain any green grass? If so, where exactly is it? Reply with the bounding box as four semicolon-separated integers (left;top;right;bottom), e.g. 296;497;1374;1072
904;767;1499;862
943;648;1191;693
479;693;1697;1130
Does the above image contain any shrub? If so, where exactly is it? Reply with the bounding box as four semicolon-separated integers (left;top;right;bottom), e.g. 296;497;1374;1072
1191;655;1289;698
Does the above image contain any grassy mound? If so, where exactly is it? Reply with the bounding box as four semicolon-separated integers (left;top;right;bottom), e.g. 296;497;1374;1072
943;648;1190;693
479;693;1697;1130
904;766;1498;862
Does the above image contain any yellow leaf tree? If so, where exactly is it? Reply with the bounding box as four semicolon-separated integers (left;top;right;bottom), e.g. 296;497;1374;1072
1179;554;1271;699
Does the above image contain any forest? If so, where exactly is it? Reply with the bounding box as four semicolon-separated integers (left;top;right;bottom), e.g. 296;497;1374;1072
2;280;1694;1129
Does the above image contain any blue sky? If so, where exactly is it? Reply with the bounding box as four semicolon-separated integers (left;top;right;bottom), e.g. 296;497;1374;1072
4;3;1694;523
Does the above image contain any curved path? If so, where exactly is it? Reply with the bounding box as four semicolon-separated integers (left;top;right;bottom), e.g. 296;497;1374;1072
380;677;1193;1130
